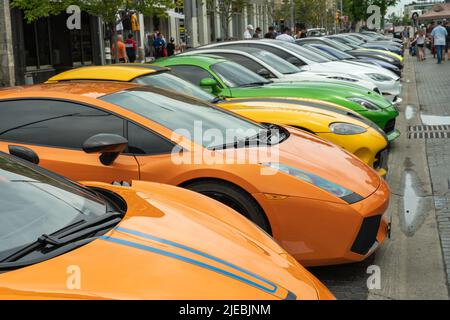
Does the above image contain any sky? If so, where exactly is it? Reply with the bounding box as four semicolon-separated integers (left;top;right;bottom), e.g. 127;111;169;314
387;0;411;16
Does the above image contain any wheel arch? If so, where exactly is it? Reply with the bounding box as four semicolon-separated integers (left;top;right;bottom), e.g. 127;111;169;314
179;177;272;235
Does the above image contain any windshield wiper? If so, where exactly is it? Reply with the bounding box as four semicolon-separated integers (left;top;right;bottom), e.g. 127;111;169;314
209;125;279;151
0;212;122;264
210;96;224;104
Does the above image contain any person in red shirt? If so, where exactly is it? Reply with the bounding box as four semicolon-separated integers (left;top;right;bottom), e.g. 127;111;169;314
125;33;138;63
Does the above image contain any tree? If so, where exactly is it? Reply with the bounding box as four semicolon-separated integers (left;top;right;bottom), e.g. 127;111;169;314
206;0;248;40
11;0;73;22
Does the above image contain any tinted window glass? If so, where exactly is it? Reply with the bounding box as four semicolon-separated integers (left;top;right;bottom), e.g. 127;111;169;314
251;50;301;74
247;43;304;65
214;53;272;76
211;61;271;87
0;100;124;149
127;122;174;155
167;65;215;86
101;87;265;148
134;72;216;102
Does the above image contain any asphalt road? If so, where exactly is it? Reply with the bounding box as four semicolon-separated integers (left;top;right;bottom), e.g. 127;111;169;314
308;52;450;300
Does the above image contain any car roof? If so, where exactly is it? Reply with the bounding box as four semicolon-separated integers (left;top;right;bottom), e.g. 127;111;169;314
47;64;169;83
0;81;140;99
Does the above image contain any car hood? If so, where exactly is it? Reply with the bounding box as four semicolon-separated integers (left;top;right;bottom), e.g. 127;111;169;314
231;81;392;110
0;182;328;300
304;61;399;80
218;99;372;129
282;72;377;91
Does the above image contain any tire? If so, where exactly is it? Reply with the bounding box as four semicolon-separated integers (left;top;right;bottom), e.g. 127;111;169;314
183;180;271;234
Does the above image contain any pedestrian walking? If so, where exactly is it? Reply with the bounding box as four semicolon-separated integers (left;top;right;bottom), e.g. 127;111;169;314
264;26;276;39
415;30;426;62
431;20;448;64
244;25;254;39
275;27;295;43
252;27;262;39
112;34;127;63
125;33;138;63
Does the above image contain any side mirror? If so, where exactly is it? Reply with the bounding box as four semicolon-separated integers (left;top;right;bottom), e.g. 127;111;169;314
199;77;220;95
82;134;128;166
256;68;271;78
8;145;40;165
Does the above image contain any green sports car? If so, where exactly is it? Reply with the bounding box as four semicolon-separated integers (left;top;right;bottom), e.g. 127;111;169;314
153;55;400;141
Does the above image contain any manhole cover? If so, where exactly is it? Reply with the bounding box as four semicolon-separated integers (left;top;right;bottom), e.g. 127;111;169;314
408;125;450;139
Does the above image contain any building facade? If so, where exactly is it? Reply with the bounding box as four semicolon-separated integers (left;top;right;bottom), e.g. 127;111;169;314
0;0;278;86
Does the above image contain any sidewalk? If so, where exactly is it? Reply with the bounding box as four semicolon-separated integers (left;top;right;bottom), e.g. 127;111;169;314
414;50;450;290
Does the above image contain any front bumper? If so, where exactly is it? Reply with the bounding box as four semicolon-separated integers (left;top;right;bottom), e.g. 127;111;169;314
253;178;390;266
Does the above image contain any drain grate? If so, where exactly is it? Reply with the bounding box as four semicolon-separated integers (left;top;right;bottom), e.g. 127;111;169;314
408;125;450;139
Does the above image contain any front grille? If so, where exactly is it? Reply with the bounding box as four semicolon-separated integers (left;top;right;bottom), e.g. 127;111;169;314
384;118;396;134
351;215;382;255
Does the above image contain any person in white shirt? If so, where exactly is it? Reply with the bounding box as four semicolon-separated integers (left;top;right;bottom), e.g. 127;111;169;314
275;27;295;43
243;25;254;39
431;20;448;64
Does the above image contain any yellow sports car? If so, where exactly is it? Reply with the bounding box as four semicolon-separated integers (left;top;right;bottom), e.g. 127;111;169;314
47;65;388;176
218;98;388;176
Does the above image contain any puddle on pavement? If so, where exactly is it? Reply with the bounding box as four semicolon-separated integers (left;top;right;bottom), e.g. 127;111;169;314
420;114;450;126
405;105;415;120
399;171;429;236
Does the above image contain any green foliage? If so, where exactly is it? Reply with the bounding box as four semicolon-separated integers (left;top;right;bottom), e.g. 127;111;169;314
11;0;72;23
11;0;176;24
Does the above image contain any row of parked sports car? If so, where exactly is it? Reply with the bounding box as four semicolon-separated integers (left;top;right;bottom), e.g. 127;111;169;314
0;32;403;300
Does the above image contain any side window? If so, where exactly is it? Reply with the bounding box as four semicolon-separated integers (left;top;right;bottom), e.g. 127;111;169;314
127;122;175;155
248;44;305;66
215;53;273;77
0;99;124;149
169;65;215;86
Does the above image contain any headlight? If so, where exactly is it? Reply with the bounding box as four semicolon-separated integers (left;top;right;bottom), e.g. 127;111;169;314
347;97;381;111
329;122;367;135
367;73;393;82
262;163;364;203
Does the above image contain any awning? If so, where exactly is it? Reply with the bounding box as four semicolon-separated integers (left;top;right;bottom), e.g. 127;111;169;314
418;3;450;21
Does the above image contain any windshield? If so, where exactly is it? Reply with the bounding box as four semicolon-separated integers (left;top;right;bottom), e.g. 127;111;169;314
0;154;106;255
323;38;353;51
101;87;266;148
343;35;364;46
311;44;355;60
252;50;302;74
275;41;330;63
211;61;271;87
135;72;216;102
304;45;337;61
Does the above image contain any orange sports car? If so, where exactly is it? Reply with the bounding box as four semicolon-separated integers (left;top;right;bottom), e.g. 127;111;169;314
0;82;390;266
0;150;334;299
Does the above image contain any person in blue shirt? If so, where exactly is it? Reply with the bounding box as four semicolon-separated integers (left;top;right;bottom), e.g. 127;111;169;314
431;20;448;64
